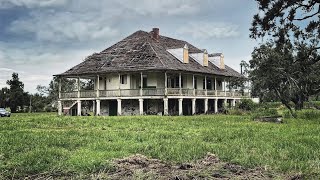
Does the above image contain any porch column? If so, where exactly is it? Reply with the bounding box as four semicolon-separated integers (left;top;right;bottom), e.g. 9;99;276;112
214;99;218;113
192;98;196;115
117;99;122;116
96;75;100;98
224;78;226;96
140;72;143;96
192;74;195;96
205;76;207;96
96;100;100;115
204;98;208;114
179;73;182;95
77;100;81;116
77;77;80;98
58;78;61;99
232;99;236;107
92;100;96;115
214;77;217;96
118;74;121;96
139;99;144;115
163;98;168;115
58;100;62;116
178;98;183;116
164;72;167;96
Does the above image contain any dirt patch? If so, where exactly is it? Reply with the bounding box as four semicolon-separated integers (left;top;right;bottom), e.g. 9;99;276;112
99;153;284;179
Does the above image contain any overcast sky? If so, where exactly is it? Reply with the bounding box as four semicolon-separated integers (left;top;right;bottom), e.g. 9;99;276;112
0;0;259;93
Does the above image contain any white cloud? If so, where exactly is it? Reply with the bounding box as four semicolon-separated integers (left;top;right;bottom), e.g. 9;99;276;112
0;43;96;93
0;0;67;9
8;10;119;43
178;22;240;39
117;0;201;16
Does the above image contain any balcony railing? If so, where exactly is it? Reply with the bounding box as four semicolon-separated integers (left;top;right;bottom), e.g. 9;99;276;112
80;90;96;98
61;91;78;98
60;88;250;99
167;88;180;95
143;88;165;96
195;89;206;96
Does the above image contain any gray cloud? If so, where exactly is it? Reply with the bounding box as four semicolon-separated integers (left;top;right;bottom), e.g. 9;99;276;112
177;22;240;39
0;0;67;9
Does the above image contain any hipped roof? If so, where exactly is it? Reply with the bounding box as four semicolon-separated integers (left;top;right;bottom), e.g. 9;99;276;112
56;30;243;78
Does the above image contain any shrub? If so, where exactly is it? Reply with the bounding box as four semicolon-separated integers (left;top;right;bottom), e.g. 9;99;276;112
260;102;282;109
227;109;248;115
297;109;320;120
251;108;279;120
238;99;256;111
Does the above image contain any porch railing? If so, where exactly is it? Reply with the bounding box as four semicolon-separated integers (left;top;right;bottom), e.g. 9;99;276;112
100;90;119;97
61;91;78;98
195;89;206;96
167;88;180;95
143;88;165;96
60;88;250;98
121;89;140;97
216;90;225;96
80;90;96;98
181;89;194;96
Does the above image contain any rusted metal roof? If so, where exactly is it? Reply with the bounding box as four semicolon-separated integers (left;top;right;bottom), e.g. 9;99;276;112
56;30;243;77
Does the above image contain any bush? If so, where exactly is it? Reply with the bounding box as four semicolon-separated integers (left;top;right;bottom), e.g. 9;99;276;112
238;99;256;111
251;108;279;120
297;109;320;120
260;102;282;109
227;109;248;115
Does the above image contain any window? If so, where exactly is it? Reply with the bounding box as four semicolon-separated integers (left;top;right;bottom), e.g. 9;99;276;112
194;77;197;89
218;80;222;87
207;79;212;90
120;75;127;84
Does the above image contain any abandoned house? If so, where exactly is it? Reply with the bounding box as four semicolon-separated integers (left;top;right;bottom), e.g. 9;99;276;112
54;28;248;116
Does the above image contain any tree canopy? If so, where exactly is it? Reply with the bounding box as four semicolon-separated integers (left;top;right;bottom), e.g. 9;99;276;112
250;0;320;48
249;0;320;113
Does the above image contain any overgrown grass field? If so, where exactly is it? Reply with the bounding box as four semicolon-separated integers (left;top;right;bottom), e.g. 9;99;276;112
0;113;319;178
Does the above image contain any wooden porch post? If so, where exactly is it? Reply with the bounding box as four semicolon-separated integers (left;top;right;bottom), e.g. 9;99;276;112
77;77;80;98
205;75;207;96
179;73;182;95
224;78;227;96
214;77;217;96
96;75;100;98
164;72;167;96
140;72;143;96
118;73;121;96
58;78;61;99
192;74;195;96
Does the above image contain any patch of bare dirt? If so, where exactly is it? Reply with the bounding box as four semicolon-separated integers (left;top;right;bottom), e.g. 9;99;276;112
98;153;284;180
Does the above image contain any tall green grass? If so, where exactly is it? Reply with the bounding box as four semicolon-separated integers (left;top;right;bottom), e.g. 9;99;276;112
0;113;319;178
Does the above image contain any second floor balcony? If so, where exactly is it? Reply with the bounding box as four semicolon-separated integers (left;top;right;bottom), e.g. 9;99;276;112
60;88;250;99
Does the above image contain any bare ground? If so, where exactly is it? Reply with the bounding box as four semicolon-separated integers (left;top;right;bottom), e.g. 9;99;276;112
89;153;300;180
24;153;303;180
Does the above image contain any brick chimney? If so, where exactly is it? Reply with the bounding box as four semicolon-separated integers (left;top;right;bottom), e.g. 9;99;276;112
203;49;208;66
152;28;160;40
220;54;225;69
183;44;189;63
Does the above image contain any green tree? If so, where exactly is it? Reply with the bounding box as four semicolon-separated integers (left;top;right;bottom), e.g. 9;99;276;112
250;0;319;48
0;87;10;108
250;41;320;115
6;73;25;112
